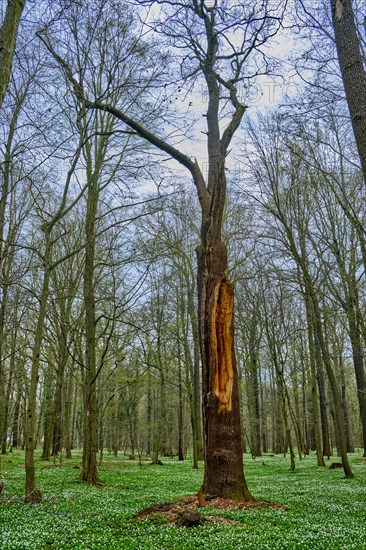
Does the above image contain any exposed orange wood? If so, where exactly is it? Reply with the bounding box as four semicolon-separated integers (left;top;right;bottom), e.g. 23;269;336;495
211;279;234;413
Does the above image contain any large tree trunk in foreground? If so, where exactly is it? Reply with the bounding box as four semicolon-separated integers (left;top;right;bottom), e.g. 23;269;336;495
197;237;252;501
331;0;366;184
0;0;26;108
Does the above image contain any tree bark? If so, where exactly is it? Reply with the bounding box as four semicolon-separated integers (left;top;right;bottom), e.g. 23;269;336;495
178;345;185;462
247;315;262;457
331;0;366;184
197;238;252;500
79;171;101;485
278;365;295;471
0;0;26;107
338;352;353;453
305;298;325;466
51;311;70;457
316;356;331;459
25;232;51;502
185;273;204;461
348;309;366;455
11;381;21;449
64;367;74;459
41;361;54;460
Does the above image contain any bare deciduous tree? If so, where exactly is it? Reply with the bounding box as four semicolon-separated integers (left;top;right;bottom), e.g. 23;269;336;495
70;0;284;500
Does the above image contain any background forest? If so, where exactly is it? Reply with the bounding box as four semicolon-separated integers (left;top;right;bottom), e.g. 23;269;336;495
0;0;366;528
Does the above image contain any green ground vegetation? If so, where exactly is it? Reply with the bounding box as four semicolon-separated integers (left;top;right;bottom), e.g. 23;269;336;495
0;450;365;549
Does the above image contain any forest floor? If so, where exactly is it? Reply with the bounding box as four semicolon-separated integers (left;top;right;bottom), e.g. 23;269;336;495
134;493;282;526
0;450;365;549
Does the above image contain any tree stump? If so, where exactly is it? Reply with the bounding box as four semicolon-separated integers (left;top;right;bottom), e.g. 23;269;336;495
329;462;343;469
176;512;204;528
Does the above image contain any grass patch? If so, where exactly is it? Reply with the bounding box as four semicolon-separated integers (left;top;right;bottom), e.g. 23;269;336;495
0;450;365;549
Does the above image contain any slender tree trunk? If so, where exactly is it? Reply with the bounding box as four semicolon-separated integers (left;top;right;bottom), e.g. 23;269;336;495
302;368;310;455
329;397;340;456
348;311;366;455
21;391;27;449
247;319;262;457
41;362;54;460
179;280;199;468
151;384;161;465
11;377;22;449
146;370;152;457
128;401;137;458
52;329;68;456
274;368;285;454
186;278;204;461
315;354;331;459
188;392;198;467
175;302;185;461
278;365;295;471
79;173;101;485
151;329;166;465
70;369;79;453
0;284;9;453
305;302;325;466
1;354;13;454
25;232;51;503
64;370;73;459
178;350;184;462
287;394;305;460
260;363;268;453
11;358;25;449
112;394;119;457
291;356;305;459
338;352;353;453
97;384;105;464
